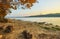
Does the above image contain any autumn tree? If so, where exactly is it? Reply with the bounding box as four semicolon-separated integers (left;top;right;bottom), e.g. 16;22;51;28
0;0;37;22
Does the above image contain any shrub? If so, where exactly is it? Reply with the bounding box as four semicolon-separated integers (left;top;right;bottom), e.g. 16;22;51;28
17;30;32;39
43;27;50;30
3;26;13;33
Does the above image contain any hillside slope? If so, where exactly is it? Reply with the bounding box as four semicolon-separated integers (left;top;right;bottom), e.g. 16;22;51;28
25;13;60;17
0;19;60;39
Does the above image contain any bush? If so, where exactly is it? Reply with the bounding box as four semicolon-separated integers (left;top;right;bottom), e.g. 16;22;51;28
17;30;32;39
43;27;50;30
3;26;13;33
55;28;60;31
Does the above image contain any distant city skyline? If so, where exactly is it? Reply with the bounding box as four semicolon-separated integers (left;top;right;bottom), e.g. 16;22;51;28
6;0;60;17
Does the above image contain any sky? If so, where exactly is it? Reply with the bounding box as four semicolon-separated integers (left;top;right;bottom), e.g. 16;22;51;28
6;0;60;17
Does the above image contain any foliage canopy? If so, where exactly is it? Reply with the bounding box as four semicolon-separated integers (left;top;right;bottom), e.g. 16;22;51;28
0;0;37;22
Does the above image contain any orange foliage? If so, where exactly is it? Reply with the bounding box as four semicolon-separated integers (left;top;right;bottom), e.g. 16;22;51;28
20;0;36;4
0;3;10;17
0;3;10;10
0;0;37;9
0;0;37;17
28;0;36;3
19;0;36;8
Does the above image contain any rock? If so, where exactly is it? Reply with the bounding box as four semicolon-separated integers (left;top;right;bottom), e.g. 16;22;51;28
3;26;13;33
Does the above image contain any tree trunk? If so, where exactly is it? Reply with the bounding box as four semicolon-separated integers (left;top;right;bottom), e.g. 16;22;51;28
0;16;7;22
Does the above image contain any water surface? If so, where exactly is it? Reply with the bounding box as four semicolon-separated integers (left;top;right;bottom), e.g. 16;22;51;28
10;17;60;26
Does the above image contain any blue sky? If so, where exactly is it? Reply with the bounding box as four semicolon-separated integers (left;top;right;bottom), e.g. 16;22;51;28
6;0;60;17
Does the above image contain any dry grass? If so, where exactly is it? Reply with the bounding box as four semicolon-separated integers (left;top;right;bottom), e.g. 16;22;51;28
0;19;60;39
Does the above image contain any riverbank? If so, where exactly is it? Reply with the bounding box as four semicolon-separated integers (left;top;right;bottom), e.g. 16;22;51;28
0;19;60;39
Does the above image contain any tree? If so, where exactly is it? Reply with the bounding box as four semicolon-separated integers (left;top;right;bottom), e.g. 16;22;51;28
0;0;37;22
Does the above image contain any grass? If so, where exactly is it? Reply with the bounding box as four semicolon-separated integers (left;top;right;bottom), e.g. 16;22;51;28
41;26;60;31
0;19;60;39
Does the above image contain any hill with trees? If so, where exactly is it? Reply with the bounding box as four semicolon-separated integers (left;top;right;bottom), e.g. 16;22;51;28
26;13;60;17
